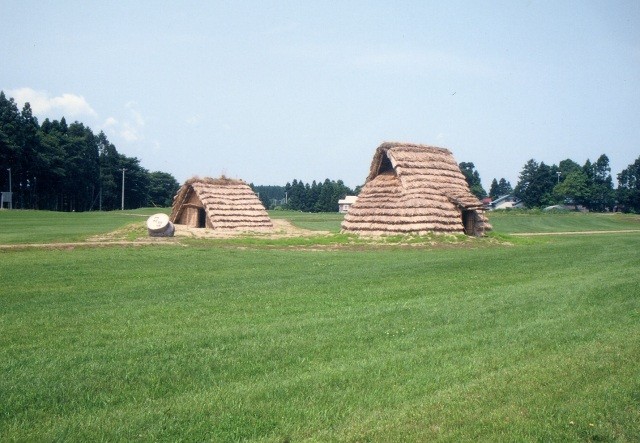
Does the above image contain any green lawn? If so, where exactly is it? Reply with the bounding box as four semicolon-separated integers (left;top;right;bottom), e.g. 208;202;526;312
269;210;345;232
1;210;639;441
0;208;168;244
487;210;640;234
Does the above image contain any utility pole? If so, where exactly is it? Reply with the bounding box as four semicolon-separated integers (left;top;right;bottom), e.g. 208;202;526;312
556;171;561;184
6;168;11;209
121;168;126;210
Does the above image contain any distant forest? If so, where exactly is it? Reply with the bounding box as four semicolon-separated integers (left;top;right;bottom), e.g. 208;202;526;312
0;91;179;211
252;179;357;212
510;155;640;212
455;156;640;213
2;90;639;213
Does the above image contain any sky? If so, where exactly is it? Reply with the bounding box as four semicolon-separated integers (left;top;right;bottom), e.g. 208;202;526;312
2;1;639;190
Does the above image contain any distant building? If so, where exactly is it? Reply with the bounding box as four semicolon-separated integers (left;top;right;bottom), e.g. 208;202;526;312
488;194;520;210
1;192;12;209
338;195;358;213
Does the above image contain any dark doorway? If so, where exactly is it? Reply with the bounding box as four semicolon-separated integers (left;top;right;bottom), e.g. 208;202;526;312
462;210;475;235
197;208;206;228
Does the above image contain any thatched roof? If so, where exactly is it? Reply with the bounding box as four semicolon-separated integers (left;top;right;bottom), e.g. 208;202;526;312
341;142;491;236
170;176;273;231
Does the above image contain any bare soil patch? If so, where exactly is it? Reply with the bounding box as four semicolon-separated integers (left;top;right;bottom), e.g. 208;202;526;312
0;219;329;250
173;219;331;239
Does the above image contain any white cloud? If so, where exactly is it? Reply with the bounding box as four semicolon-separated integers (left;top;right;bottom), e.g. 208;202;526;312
8;87;97;118
103;117;118;127
120;123;140;142
125;101;145;127
186;114;202;126
99;102;146;143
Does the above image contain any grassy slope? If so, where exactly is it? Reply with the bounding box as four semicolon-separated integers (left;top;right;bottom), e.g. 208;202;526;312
488;210;640;233
0;208;168;244
1;209;638;245
1;211;639;441
269;210;345;232
269;209;640;235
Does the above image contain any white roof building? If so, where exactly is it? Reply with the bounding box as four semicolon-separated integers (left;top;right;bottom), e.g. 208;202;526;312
338;195;358;213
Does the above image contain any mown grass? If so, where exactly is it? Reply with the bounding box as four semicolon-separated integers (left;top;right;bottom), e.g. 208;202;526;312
488;210;640;234
268;209;640;236
0;208;169;244
269;210;345;232
0;210;639;441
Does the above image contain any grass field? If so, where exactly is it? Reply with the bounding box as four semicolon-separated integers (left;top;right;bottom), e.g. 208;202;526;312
0;208;168;244
269;210;345;233
488;210;640;234
1;209;639;441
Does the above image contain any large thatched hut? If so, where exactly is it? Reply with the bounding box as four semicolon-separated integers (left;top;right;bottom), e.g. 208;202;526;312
341;142;491;236
170;176;273;231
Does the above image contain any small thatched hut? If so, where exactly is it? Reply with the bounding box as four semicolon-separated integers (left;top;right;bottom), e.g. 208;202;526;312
341;142;491;236
170;176;273;231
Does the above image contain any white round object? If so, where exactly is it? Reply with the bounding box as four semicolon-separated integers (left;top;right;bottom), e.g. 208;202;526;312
146;213;170;232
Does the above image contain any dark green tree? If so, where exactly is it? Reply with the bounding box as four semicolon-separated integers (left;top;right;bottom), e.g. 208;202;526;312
96;131;120;210
0;90;179;211
308;180;321;210
64;122;100;211
0;92;22;197
514;159;557;208
37;118;68;210
250;184;286;209
148;171;179;207
282;178;353;212
489;179;499;199
17;103;41;208
459;162;487;199
514;159;539;208
331;179;352;210
284;179;303;210
489;178;513;199
557;159;581;181
617;156;640;212
498;178;513;196
118;155;149;210
314;179;334;212
553;170;590;209
585;154;615;211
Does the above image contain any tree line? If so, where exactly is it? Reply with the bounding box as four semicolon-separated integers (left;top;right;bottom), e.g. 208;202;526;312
252;179;356;212
4;90;639;213
0;91;179;211
512;154;640;212
461;155;640;213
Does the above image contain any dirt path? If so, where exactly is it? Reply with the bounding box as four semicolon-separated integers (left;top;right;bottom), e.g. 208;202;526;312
0;219;328;250
511;229;640;236
4;224;637;250
173;219;330;239
0;240;181;250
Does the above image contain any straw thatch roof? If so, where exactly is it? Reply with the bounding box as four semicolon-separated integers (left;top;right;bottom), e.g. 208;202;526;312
341;142;491;236
170;176;273;231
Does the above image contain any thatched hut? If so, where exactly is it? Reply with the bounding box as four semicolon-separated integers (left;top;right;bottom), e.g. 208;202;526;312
341;142;491;236
170;176;273;231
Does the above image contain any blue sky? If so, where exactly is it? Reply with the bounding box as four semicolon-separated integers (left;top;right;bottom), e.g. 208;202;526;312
2;1;638;190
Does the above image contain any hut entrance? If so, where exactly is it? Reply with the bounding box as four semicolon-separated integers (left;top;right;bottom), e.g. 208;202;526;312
197;207;206;228
462;210;475;235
